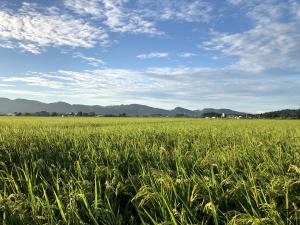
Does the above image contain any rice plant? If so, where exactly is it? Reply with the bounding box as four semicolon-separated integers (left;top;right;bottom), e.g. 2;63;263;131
0;117;300;224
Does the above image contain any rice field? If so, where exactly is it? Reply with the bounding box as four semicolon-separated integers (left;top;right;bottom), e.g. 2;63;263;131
0;117;300;224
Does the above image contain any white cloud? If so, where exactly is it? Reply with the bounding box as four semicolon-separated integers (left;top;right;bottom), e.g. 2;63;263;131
0;2;108;54
2;65;299;112
137;52;169;59
227;0;243;5
101;0;162;35
202;0;300;73
73;53;106;67
0;89;55;97
146;67;212;75
246;1;291;24
0;41;14;49
172;0;213;22
64;0;103;16
18;43;42;55
178;52;198;58
139;0;213;22
64;0;212;35
0;84;14;87
65;0;162;35
1;76;64;89
0;0;214;54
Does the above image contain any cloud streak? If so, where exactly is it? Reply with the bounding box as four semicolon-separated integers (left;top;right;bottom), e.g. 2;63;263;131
178;52;198;58
202;0;300;73
64;0;103;17
139;0;213;22
65;0;162;35
1;66;299;112
0;2;108;54
1;76;64;89
137;52;169;59
0;0;214;54
73;53;106;67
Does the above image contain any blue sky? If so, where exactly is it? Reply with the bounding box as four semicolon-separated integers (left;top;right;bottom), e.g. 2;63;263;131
0;0;299;113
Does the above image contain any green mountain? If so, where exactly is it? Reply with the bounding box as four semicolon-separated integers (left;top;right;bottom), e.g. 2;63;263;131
0;98;246;117
256;109;300;119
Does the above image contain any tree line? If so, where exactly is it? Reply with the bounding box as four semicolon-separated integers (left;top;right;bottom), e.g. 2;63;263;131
2;109;300;119
255;109;300;119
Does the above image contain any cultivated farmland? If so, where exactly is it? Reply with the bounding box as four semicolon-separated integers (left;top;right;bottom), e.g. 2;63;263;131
0;117;300;224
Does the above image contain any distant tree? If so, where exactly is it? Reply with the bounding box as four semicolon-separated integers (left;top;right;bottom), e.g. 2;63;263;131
104;114;117;117
202;112;222;118
255;109;300;119
175;114;185;118
151;114;163;117
76;111;83;117
89;112;96;117
38;111;49;116
50;112;58;117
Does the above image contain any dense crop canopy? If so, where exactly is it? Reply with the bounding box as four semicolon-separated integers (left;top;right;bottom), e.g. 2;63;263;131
0;117;300;224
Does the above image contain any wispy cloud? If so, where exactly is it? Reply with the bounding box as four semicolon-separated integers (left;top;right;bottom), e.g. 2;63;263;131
101;0;162;35
178;52;198;58
139;0;213;22
202;0;300;73
0;2;108;54
137;52;169;59
1;66;299;112
0;0;214;54
65;0;103;17
73;53;106;67
146;67;211;76
227;0;242;5
0;89;55;97
1;76;64;89
0;84;14;87
65;0;162;35
64;0;212;35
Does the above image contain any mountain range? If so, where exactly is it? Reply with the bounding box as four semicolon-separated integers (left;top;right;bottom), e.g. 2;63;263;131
0;98;245;117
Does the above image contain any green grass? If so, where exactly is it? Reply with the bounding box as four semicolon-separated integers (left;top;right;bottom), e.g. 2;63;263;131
0;117;300;224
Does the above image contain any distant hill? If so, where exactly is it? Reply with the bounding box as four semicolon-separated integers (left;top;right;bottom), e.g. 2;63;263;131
201;108;246;115
256;109;300;119
0;98;246;117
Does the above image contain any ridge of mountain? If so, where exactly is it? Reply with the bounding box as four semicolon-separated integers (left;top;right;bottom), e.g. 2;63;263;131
0;98;246;116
